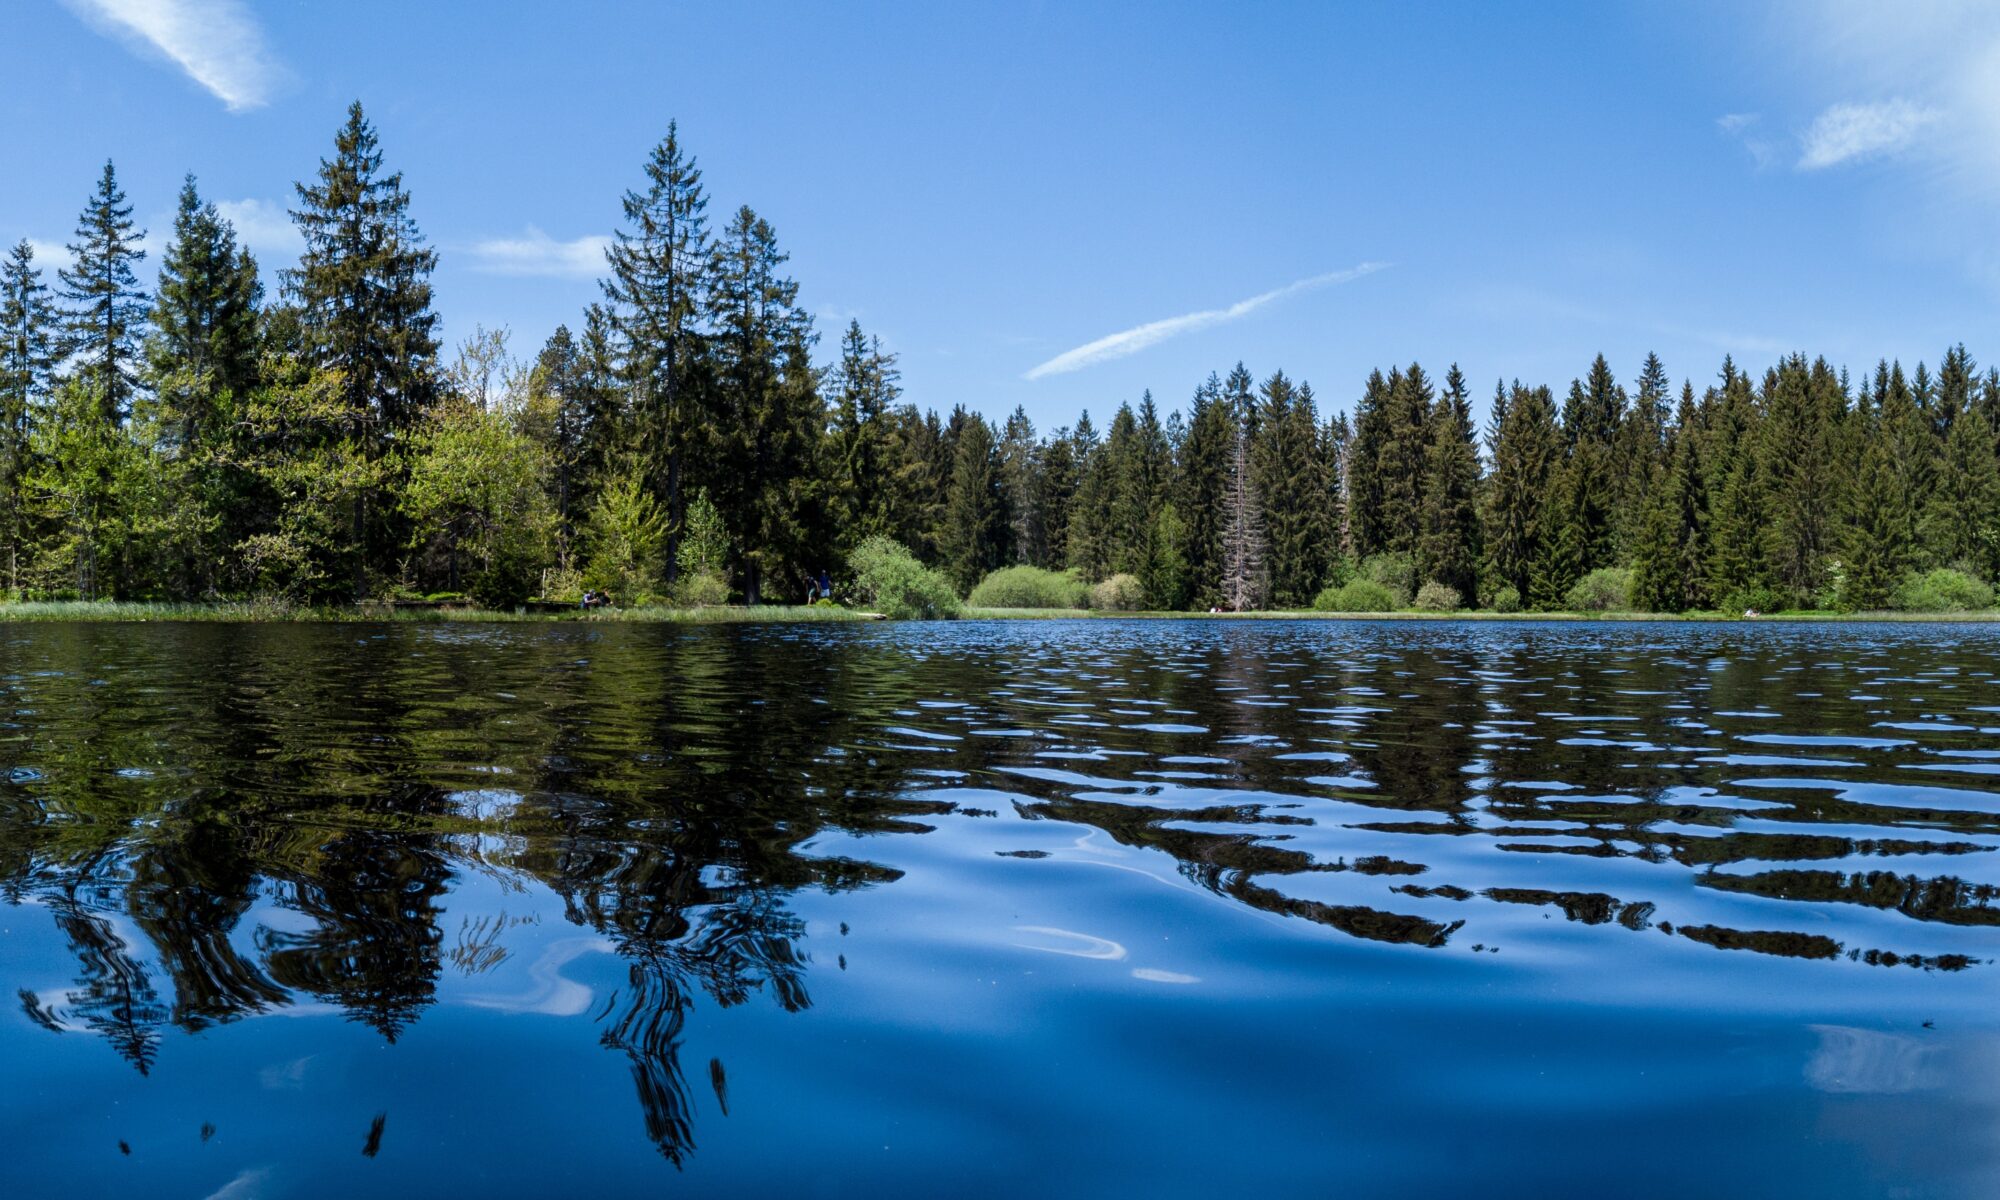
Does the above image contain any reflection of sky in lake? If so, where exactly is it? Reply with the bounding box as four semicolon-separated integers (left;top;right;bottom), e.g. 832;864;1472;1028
2;618;2000;1196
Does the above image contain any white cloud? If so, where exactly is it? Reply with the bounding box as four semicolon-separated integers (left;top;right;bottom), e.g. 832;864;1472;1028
1797;98;1939;169
1716;112;1760;134
1717;112;1779;169
215;198;301;258
465;228;610;279
65;0;286;112
1024;263;1388;380
23;239;73;273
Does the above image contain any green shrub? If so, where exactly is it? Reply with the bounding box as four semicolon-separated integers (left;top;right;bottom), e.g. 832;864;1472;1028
1359;552;1416;606
1564;567;1632;613
968;564;1088;609
1489;585;1522;614
1719;585;1785;615
1413;580;1461;612
674;570;730;607
1894;567;1994;613
1313;578;1400;613
848;536;961;620
1090;573;1147;611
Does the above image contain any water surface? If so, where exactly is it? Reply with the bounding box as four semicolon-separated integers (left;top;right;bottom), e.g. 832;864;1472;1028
4;619;2000;1197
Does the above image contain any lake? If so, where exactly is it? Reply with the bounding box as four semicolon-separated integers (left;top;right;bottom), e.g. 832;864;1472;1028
3;618;1998;1197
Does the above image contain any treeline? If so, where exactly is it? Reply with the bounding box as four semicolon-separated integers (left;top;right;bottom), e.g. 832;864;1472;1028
3;105;1997;612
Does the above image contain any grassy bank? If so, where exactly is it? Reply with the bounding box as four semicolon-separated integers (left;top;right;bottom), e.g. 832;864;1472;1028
0;600;1994;624
960;606;2000;622
0;601;878;623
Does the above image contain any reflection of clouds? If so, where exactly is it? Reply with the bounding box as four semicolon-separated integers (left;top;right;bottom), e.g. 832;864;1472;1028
1806;1025;1941;1094
201;1167;273;1200
259;1054;314;1090
1131;968;1199;984
1011;926;1128;960
465;937;612;1016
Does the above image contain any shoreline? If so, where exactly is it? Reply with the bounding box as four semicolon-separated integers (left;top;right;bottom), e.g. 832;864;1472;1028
0;601;1996;624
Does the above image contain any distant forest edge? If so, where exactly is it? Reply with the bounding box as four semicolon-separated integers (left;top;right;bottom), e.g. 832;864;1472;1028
2;104;1995;618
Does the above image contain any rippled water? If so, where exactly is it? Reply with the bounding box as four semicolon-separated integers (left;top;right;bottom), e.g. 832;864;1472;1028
5;619;2000;1197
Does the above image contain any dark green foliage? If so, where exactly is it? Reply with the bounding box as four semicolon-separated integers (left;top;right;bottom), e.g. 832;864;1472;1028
288;103;439;432
602;121;711;580
1485;383;1559;604
942;413;1005;592
60;161;149;424
1417;365;1480;602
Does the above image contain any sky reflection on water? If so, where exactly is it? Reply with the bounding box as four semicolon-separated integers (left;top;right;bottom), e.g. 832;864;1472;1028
3;619;2000;1197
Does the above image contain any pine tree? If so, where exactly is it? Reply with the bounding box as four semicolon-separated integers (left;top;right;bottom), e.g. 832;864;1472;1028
1035;426;1079;570
1176;373;1231;606
60;161;149;424
1631;385;1708;612
0;242;57;592
289;102;440;431
828;319;903;552
999;405;1040;564
1348;368;1391;556
1756;355;1839;605
602;120;711;580
705;206;820;603
941;412;1004;591
1320;409;1352;563
1416;364;1480;602
1380;364;1434;554
1486;383;1559;603
1254;370;1325;606
529;319;622;557
1101;401;1147;573
148;177;262;449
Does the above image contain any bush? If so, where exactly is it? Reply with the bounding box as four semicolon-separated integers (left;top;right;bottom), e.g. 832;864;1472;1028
847;537;961;620
1090;573;1147;611
1358;552;1416;607
1313;578;1400;613
1489;585;1522;614
1413;580;1461;612
968;564;1088;609
674;569;730;607
1564;567;1632;613
1719;584;1785;616
1894;567;1994;613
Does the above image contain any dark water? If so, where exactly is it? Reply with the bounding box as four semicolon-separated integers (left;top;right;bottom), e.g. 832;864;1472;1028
4;619;2000;1198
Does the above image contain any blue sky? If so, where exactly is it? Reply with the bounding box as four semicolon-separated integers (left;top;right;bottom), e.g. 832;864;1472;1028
3;1;1997;432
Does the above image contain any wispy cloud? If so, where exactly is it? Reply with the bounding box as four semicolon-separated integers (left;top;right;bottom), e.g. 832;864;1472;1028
1024;263;1388;380
65;0;286;112
214;198;300;258
465;228;610;279
1717;112;1780;168
1797;98;1939;170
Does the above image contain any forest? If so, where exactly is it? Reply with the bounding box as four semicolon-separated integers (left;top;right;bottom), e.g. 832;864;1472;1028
3;102;1997;615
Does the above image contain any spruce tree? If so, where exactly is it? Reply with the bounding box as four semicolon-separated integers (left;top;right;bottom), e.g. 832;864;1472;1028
1380;364;1433;554
60;160;149;423
942;412;1004;591
149;176;262;447
1036;426;1080;569
705;206;819;603
828;319;902;552
1486;382;1558;603
1176;373;1231;606
0;242;57;593
602;120;711;578
1347;369;1391;556
1755;355;1839;605
1631;385;1709;612
1416;364;1481;602
999;405;1040;564
289;102;440;431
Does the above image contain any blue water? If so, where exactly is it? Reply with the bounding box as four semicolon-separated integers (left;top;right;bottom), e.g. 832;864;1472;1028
3;619;1999;1197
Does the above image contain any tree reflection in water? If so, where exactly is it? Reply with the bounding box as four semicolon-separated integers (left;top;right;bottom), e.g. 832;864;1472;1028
3;619;1999;1166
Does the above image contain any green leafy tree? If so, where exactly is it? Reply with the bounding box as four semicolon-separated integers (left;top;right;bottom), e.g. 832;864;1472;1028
400;401;555;604
579;458;668;601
